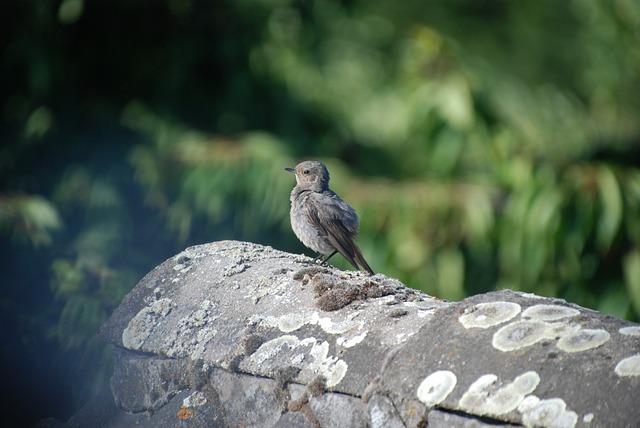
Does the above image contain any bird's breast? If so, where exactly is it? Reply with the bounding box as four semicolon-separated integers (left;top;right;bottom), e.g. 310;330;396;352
289;193;334;254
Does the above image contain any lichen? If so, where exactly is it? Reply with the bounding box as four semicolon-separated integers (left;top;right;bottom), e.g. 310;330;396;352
619;326;640;337
172;263;193;274
459;374;498;410
177;405;194;420
161;299;219;358
250;335;301;365
258;311;363;336
519;397;577;428
556;329;610;353
458;371;540;416
614;354;640;377
491;318;600;353
336;331;367;348
122;298;173;350
492;320;550;352
416;370;457;407
222;261;248;277
249;335;348;387
521;304;580;321
183;391;207;407
308;340;348;387
277;313;309;333
458;302;521;329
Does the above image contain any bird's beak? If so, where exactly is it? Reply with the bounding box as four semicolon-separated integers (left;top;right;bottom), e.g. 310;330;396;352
284;167;295;173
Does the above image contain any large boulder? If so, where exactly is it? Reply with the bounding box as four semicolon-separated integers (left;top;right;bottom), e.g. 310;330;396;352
41;241;640;427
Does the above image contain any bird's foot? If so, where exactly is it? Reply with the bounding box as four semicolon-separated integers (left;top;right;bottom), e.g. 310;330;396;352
311;255;331;268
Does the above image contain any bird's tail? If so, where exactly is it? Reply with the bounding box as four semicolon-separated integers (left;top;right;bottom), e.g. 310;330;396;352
353;243;374;275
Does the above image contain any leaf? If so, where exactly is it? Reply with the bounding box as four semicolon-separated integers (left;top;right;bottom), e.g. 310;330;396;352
596;165;622;251
436;248;465;301
623;250;640;316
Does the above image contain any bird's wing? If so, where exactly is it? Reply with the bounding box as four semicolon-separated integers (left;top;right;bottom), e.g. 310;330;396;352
304;192;363;271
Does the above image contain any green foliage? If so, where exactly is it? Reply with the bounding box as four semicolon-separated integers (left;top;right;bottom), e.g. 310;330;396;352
46;167;142;399
0;194;61;246
123;102;295;242
2;0;640;422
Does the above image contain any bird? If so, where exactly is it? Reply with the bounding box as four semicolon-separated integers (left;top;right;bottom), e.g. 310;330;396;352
285;160;374;275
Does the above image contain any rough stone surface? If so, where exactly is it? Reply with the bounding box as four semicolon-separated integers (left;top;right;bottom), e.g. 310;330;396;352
40;241;640;427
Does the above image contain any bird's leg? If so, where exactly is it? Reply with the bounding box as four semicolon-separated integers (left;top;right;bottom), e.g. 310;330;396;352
322;251;338;263
314;251;337;266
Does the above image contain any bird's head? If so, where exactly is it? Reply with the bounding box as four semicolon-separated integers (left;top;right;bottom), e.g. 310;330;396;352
285;160;330;190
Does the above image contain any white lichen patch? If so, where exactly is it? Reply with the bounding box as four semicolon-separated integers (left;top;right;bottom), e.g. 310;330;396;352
614;354;640;377
520;398;578;428
336;331;368;348
556;329;610;353
515;292;545;299
196;327;217;346
619;326;640;336
492;320;550;352
122;298;173;350
161;300;219;359
318;316;362;335
308;340;348;387
521;304;580;321
250;335;299;364
249;335;348;387
494;318;611;354
416;308;437;318
172;263;193;274
459;302;521;329
416;370;457;406
183;391;207;407
459;372;540;416
277;313;312;332
258;312;362;335
458;374;498;411
486;372;540;414
517;395;540;414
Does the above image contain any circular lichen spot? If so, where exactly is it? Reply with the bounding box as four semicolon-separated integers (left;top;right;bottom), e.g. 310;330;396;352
556;329;610;353
458;374;498;412
521;398;577;428
517;395;540;413
521;304;580;321
615;354;640;377
492;320;549;352
479;371;541;416
277;313;307;332
416;370;457;406
619;326;640;337
459;302;521;329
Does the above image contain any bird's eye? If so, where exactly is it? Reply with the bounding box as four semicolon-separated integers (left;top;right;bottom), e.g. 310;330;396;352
303;170;310;175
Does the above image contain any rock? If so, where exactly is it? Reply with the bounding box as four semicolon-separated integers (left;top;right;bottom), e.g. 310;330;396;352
43;241;640;427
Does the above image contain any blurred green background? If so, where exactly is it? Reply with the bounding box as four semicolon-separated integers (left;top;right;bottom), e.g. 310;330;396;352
2;0;639;425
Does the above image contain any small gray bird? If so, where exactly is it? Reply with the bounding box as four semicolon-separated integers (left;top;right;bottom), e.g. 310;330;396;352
285;160;374;275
